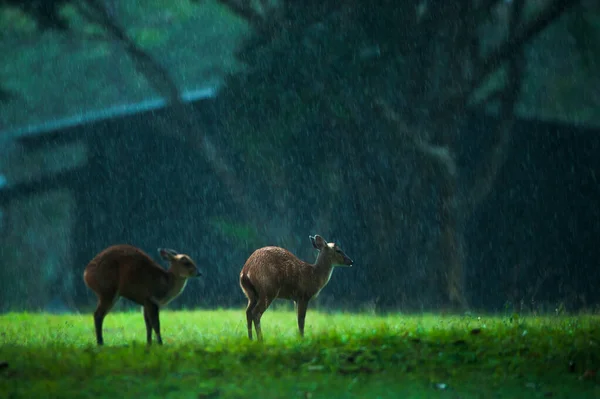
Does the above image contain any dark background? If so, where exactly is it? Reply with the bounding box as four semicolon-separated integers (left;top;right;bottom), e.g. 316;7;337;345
1;0;599;315
5;100;598;314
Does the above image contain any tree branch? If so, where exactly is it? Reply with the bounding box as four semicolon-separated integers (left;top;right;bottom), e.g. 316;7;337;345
476;0;577;95
373;99;456;177
214;0;267;29
464;0;527;213
72;0;259;225
76;0;182;105
442;0;580;115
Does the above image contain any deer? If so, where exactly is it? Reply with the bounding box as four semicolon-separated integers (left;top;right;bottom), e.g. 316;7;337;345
239;234;353;341
83;244;202;346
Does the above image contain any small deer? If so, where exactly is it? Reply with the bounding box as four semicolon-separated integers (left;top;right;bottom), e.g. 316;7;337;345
240;234;353;341
83;244;202;346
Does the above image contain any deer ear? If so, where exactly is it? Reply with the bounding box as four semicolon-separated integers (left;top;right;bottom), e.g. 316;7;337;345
311;235;327;249
158;248;178;260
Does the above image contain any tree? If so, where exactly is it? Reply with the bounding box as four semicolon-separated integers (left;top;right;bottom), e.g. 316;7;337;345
213;0;582;310
1;0;587;311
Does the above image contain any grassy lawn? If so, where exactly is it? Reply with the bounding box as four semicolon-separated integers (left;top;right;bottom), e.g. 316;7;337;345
0;309;599;398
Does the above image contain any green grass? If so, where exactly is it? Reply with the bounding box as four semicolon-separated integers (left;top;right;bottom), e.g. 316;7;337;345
0;309;599;398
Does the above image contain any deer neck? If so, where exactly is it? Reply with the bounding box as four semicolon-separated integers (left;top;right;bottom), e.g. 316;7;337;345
156;271;188;306
301;253;332;298
313;253;334;283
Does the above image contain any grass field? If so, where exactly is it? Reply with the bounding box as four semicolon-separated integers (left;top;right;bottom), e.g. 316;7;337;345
0;309;599;398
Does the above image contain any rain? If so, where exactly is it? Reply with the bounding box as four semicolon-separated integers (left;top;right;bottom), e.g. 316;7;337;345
0;0;599;397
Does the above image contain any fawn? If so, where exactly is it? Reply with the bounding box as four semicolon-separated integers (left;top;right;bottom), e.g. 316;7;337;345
239;234;353;341
83;244;201;345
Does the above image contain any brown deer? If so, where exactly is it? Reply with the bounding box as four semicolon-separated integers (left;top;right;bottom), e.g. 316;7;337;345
239;234;353;341
83;244;202;346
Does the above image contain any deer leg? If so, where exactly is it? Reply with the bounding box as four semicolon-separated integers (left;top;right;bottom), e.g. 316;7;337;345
143;306;152;344
246;297;258;340
252;296;273;342
93;294;118;346
296;299;308;338
144;301;162;345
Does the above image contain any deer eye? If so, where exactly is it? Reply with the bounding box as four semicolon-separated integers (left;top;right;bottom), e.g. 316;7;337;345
335;249;341;253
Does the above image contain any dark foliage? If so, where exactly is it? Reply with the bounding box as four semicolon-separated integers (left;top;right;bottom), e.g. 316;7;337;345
0;86;17;103
0;0;70;30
